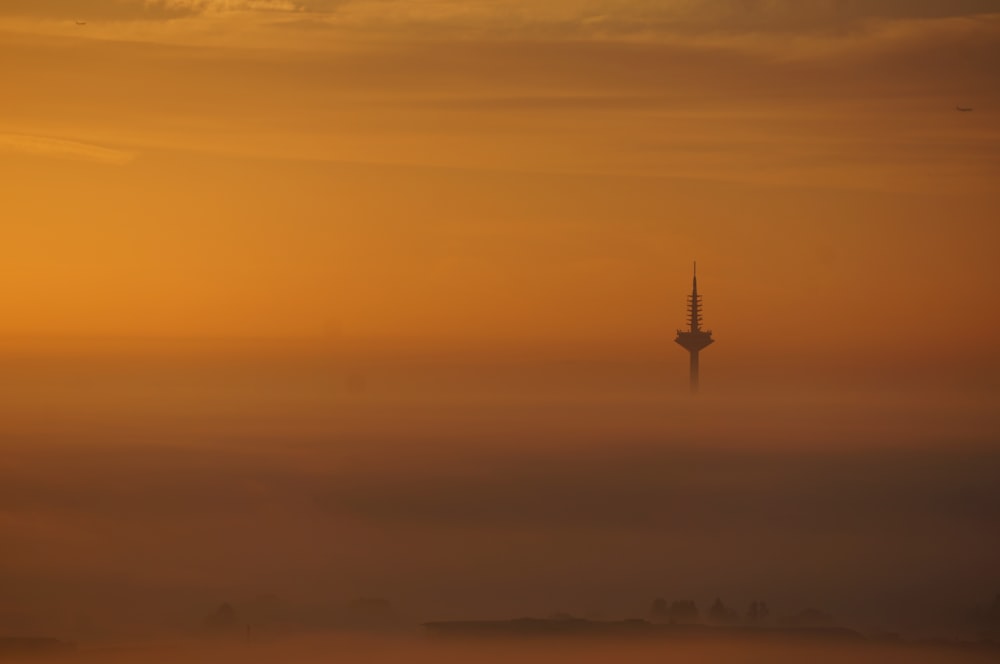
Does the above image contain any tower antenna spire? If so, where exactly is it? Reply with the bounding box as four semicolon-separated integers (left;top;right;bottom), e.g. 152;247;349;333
675;262;714;393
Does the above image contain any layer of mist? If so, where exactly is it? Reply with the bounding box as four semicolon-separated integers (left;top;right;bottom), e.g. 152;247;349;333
1;349;998;647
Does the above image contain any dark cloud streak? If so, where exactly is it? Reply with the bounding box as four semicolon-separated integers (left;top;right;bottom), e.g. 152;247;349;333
0;0;200;20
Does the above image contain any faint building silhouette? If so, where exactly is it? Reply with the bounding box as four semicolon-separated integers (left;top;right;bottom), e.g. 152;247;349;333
674;263;714;393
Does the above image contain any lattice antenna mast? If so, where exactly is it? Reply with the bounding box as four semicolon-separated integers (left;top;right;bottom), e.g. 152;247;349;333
674;262;714;393
688;262;703;332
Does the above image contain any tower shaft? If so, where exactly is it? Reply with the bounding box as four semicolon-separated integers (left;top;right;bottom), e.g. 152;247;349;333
689;349;700;393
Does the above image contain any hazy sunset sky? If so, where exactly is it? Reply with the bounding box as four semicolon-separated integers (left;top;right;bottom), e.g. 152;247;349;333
2;0;998;372
2;1;1000;645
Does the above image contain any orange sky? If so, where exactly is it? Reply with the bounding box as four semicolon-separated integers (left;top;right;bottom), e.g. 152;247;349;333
1;0;998;378
3;3;1000;641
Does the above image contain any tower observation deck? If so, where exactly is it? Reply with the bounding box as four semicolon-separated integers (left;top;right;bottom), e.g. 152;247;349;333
674;263;714;393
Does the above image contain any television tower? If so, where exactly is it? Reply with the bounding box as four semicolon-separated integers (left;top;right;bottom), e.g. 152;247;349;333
674;262;714;393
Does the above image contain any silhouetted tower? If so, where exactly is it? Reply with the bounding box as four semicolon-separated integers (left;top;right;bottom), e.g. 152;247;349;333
674;263;714;393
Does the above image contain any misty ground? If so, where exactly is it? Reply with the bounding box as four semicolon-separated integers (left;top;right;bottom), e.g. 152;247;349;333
4;633;1000;664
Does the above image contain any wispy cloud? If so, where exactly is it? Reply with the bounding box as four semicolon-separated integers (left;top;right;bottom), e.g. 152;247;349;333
0;133;135;165
0;0;197;20
1;2;996;193
3;0;999;29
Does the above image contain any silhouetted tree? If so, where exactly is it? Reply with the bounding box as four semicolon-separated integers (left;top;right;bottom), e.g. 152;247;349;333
708;598;738;624
648;598;669;622
746;600;769;625
205;602;239;634
667;600;699;624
